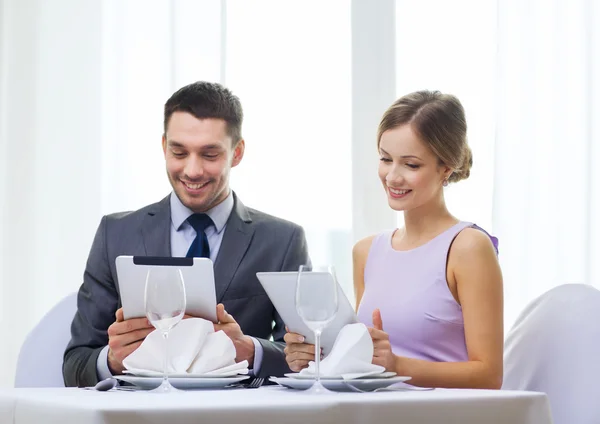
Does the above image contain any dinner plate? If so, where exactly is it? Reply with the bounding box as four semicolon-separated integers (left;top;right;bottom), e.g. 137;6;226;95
272;376;411;392
116;375;248;390
284;371;398;380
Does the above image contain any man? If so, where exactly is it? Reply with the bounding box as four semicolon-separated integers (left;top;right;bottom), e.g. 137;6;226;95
63;81;309;387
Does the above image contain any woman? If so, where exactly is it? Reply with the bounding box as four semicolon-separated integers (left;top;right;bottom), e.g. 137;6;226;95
284;91;503;389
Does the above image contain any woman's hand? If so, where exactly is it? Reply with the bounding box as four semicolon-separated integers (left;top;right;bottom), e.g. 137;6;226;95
368;309;397;372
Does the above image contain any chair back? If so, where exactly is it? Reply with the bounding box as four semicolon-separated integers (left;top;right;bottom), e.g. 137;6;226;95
14;292;77;387
503;283;600;424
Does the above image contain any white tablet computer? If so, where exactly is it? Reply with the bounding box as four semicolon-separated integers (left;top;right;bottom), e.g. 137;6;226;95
116;256;217;322
256;271;358;355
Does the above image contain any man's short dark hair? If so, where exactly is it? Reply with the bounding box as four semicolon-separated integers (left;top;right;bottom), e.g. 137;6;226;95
164;81;243;145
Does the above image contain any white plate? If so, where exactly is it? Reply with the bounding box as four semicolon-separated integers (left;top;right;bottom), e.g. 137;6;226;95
123;368;248;378
284;371;397;380
272;376;411;392
116;375;248;390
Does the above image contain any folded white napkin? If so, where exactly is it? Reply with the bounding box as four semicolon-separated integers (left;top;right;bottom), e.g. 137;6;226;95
299;323;386;380
122;318;248;376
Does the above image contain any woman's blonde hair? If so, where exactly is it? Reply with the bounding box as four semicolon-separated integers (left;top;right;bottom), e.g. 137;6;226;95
377;90;472;183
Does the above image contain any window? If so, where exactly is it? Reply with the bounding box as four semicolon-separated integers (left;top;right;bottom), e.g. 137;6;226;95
395;0;497;230
226;0;354;293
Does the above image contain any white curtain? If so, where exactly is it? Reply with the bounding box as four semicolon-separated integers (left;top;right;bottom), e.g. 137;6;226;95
1;0;105;387
494;0;600;326
394;0;599;329
0;0;225;387
394;0;498;231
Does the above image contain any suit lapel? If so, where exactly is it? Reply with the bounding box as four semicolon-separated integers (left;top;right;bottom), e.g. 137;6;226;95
214;193;255;302
141;195;171;257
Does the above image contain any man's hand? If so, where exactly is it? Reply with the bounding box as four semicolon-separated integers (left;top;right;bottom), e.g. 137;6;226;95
214;304;255;366
283;329;319;372
368;308;397;372
107;308;154;374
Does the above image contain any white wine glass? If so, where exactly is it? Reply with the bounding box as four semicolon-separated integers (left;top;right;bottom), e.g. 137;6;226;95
295;264;339;394
144;266;186;393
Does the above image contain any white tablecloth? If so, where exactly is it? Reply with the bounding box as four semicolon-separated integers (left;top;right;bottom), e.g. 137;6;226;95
0;386;552;424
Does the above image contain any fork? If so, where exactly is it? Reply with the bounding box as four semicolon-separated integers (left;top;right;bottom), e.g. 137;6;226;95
246;377;265;388
229;377;265;389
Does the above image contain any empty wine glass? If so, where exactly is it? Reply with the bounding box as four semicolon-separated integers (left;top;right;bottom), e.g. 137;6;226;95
144;266;186;393
295;265;339;394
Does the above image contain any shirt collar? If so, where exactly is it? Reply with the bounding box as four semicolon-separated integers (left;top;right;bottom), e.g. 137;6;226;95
170;191;234;234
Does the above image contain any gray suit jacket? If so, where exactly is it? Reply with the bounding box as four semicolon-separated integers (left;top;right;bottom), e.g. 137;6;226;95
63;193;309;387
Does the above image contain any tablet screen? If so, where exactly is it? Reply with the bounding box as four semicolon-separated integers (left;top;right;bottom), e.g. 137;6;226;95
116;256;217;322
256;271;358;355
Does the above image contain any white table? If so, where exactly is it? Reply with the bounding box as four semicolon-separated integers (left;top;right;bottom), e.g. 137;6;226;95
0;386;553;424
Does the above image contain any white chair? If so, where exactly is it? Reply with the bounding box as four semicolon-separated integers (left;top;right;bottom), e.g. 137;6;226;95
14;292;78;387
502;283;600;424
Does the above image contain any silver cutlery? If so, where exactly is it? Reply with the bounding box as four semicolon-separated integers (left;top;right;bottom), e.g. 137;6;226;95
83;378;139;392
83;378;117;391
229;377;265;389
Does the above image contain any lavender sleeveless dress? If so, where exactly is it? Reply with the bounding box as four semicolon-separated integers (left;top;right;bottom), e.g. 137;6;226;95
356;221;498;363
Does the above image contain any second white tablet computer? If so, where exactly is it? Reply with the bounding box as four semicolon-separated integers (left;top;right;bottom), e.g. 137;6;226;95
116;256;217;322
256;271;358;355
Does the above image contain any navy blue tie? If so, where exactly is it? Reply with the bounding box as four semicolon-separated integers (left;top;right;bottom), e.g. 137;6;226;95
186;214;214;258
